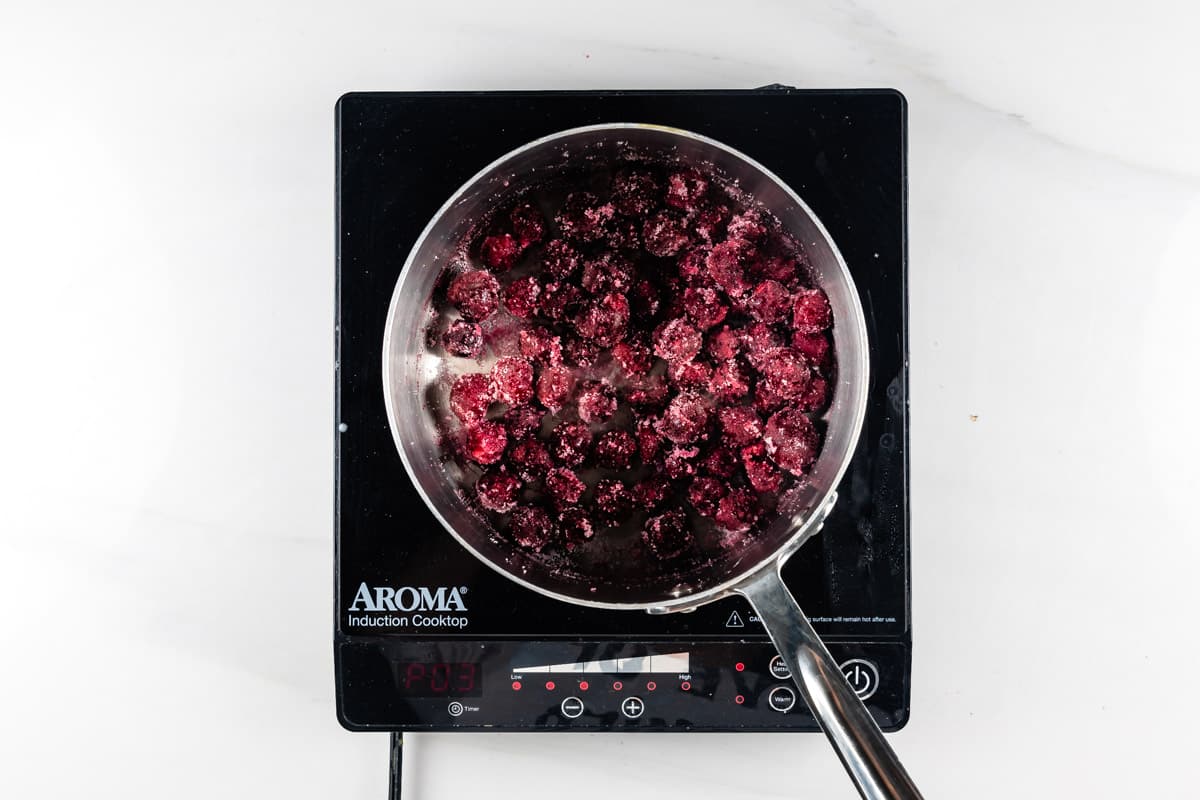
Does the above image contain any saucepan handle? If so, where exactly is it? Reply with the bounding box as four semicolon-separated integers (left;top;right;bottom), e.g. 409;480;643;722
737;569;923;800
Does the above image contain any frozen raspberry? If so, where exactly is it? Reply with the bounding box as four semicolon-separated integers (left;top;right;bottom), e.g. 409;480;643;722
715;487;759;533
611;341;652;377
541;239;581;280
508;438;553;482
465;421;507;465
611;169;659;217
627;374;671;411
576;380;617;424
508;505;556;551
605;217;642;251
718;406;763;447
688;477;726;517
632;475;671;509
709;359;752;402
747;280;791;323
664;168;708;211
791;332;831;372
662;445;700;480
545;467;586;507
707;325;741;360
741;442;782;493
510;202;546;247
701;446;739;479
678;248;710;284
764;407;820;475
503;276;541;318
693;203;731;242
750;254;800;286
643;510;691;559
563;337;603;367
658;391;710;444
442;319;484;358
630;279;661;320
595;429;637;470
476;468;522;513
643;209;690;257
792;288;833;334
683;286;728;329
490;356;534;406
540;280;584;321
551;420;592;467
741;323;783;370
449;373;492;422
518;327;563;365
592;479;632;525
654;318;703;364
635;417;662;461
576;292;630;346
556;191;614;242
726;210;768;242
581;252;634;295
706;239;755;297
559;507;594;550
503;405;544;440
667;359;712;390
535;365;575;412
758;347;811;403
480;233;521;271
448;269;501;321
796;375;830;412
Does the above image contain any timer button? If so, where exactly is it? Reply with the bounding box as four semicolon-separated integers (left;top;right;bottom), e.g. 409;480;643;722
768;686;796;713
769;654;791;679
560;697;585;719
447;701;465;717
620;696;645;719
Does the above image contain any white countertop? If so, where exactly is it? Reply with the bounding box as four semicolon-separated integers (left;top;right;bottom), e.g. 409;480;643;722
2;1;1198;798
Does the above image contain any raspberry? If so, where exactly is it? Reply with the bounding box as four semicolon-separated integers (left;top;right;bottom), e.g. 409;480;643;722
448;269;501;321
626;374;669;410
701;446;739;479
551;420;592;467
503;276;541;318
611;341;652;377
563;337;603;367
581;252;634;295
480;233;521;271
509;505;556;551
642;510;691;559
518;327;563;365
576;380;617;424
741;323;783;370
747;280;791;323
465;421;507;465
508;438;553;482
791;332;831;372
635;417;662;461
683;286;728;329
718;406;763;447
632;475;671;509
510;202;546;247
476;468;522;513
662;445;700;479
540;239;581;280
715;487;759;533
750;254;799;286
611;169;659;217
595;429;637;469
709;359;752;402
758;347;811;403
688;477;726;517
556;191;614;242
576;292;630;346
540;280;584;321
643;209;690;257
545;467;586;506
559;506;594;550
442;319;483;358
741;442;782;493
764;407;819;475
592;479;632;525
658;391;710;444
706;239;755;297
654;318;703;364
678;248;710;284
535;365;575;412
693;203;731;242
667;359;712;390
792;288;832;334
630;279;661;320
664;168;708;212
707;325;741;360
490;356;534;406
726;210;768;241
796;375;830;412
503;405;544;440
449;373;492;422
605;217;642;251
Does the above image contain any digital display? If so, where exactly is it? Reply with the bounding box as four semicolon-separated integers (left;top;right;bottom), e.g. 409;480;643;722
395;662;482;697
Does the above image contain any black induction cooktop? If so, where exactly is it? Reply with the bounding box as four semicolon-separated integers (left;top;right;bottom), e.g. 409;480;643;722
335;88;909;733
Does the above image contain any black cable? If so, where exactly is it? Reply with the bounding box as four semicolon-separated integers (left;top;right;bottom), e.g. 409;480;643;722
388;732;403;800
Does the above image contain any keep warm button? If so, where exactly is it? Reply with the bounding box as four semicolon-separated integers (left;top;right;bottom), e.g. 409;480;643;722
839;659;880;700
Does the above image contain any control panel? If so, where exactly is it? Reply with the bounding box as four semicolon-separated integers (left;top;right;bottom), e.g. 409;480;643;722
337;640;910;732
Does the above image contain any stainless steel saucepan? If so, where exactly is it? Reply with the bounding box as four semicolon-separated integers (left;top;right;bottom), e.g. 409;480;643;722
382;123;922;800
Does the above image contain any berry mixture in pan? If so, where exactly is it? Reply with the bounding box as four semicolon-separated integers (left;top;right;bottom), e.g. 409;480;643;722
428;161;834;565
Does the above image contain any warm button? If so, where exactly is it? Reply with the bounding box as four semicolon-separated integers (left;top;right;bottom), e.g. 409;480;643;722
767;685;796;713
560;696;585;719
620;696;645;719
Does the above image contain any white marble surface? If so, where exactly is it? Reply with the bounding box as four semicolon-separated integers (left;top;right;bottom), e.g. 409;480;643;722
2;1;1199;797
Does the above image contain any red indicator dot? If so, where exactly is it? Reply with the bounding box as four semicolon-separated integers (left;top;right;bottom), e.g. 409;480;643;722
735;694;745;705
579;681;589;691
647;681;657;691
545;681;555;691
735;662;745;672
511;681;521;691
612;680;624;691
681;681;692;691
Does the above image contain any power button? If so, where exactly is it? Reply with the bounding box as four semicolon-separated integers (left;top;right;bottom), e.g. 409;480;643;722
839;659;880;700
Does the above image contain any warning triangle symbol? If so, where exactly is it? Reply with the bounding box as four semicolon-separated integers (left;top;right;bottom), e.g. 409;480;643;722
726;610;744;628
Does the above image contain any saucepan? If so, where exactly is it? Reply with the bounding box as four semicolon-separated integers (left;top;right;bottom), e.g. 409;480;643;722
381;123;922;800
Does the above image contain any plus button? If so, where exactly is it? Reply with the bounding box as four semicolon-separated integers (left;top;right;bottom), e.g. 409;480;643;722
621;697;645;719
